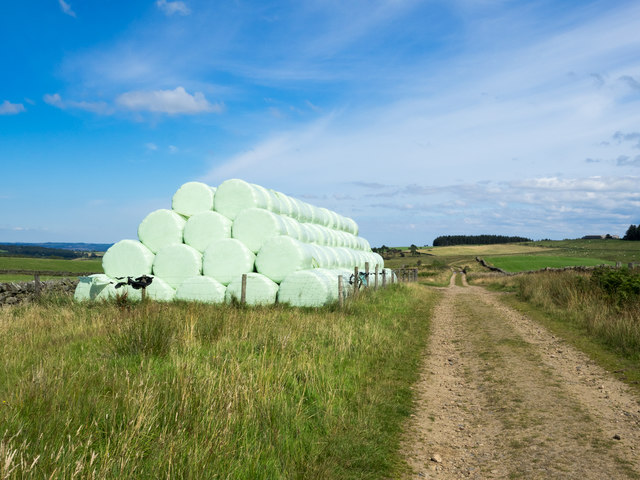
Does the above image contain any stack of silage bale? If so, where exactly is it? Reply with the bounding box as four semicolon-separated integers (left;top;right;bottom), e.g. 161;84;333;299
75;179;394;307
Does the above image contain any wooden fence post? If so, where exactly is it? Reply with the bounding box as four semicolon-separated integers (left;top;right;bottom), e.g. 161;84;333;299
365;262;369;289
338;275;344;308
354;266;359;296
414;268;418;282
241;274;247;304
382;269;386;287
34;273;41;298
374;265;379;289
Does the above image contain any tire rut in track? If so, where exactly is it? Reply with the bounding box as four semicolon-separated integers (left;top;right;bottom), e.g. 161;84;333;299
402;273;640;479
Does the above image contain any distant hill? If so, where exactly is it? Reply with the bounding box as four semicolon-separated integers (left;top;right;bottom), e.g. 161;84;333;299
0;242;112;252
0;243;111;259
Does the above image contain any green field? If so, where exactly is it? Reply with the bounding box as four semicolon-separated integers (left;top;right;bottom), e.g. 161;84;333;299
485;255;615;272
0;285;439;479
0;257;102;281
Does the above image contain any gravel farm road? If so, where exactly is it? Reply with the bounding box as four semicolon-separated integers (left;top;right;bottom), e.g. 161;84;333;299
402;273;640;479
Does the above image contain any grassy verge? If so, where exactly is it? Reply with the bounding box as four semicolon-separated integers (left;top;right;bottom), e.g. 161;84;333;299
0;284;438;479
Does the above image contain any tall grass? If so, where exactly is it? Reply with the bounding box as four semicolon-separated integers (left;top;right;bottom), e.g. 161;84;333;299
0;285;437;479
513;269;640;357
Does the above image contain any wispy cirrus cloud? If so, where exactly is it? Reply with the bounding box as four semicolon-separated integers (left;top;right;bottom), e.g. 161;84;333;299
0;100;25;115
43;93;112;114
58;0;76;17
156;0;190;16
116;87;221;115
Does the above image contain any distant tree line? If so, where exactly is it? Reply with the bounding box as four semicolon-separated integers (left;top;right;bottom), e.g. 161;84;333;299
0;244;86;259
624;224;640;241
432;235;532;247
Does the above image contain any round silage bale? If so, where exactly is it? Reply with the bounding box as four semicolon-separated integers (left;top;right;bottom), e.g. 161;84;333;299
102;239;155;279
213;179;269;220
171;181;216;217
344;233;359;249
308;244;331;268
268;189;284;214
138;209;186;253
274;191;293;217
225;272;279;305
183;210;232;253
87;275;117;301
305;224;322;244
145;277;175;302
287;196;302;220
280;215;303;241
346;217;359;236
372;252;384;269
296;200;313;223
74;274;110;301
152;244;203;288
255;236;315;283
202;238;256;285
175;275;226;303
232;208;287;253
325;247;343;268
277;269;339;307
317;207;333;227
252;184;275;212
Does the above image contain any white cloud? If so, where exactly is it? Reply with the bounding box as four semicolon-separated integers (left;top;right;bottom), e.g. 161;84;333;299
145;142;158;151
168;145;178;153
116;86;221;115
58;0;76;17
43;93;63;108
0;100;26;115
43;93;112;114
156;0;191;16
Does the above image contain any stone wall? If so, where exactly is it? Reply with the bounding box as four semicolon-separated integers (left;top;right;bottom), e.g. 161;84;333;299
0;278;78;306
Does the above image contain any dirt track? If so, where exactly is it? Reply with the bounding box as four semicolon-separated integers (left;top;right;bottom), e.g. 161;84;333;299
403;273;640;479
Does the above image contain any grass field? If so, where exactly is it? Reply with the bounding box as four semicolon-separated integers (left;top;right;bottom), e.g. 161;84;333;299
0;257;102;282
0;285;439;479
485;255;615;272
418;243;555;257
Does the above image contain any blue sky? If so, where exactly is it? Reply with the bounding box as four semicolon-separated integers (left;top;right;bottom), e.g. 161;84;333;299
1;0;640;246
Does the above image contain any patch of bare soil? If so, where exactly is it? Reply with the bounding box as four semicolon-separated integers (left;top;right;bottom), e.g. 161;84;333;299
402;273;640;479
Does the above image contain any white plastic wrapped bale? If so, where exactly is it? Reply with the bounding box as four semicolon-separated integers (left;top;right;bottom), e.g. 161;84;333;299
279;215;302;241
232;208;287;253
330;268;354;300
172;181;216;217
310;244;328;267
213;179;270;220
152;244;202;288
74;274;109;301
382;268;396;283
88;274;117;301
202;238;256;286
138;209;186;253
183;211;232;253
274;191;293;217
277;268;340;307
175;276;226;303
145;277;175;302
102;239;155;279
255;236;316;283
225;273;279;305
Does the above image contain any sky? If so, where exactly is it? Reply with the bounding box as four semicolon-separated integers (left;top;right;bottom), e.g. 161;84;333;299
1;0;640;247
